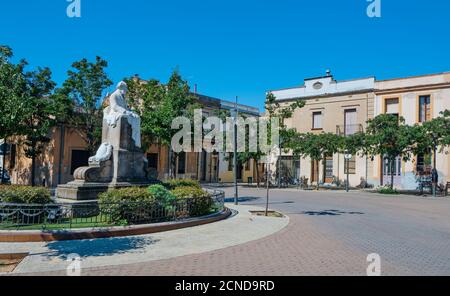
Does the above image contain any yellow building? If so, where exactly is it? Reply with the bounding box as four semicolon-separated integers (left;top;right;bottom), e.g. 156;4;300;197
1;93;261;187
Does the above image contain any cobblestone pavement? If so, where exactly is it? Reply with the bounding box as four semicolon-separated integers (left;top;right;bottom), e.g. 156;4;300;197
17;188;450;276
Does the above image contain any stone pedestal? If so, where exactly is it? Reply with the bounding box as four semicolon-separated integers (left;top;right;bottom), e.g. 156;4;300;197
57;116;151;201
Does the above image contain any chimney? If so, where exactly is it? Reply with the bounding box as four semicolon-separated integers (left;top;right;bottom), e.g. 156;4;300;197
326;69;331;77
194;84;198;94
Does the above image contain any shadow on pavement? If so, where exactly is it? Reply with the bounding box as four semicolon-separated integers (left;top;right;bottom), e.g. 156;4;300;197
300;209;364;216
43;236;159;259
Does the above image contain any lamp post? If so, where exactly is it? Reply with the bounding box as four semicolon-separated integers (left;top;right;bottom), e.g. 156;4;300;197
344;150;351;192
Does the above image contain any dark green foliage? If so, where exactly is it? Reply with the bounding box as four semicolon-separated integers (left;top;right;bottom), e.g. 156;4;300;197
162;179;201;190
0;185;52;204
171;186;213;216
60;57;113;155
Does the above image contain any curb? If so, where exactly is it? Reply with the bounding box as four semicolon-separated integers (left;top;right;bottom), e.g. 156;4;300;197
0;208;232;243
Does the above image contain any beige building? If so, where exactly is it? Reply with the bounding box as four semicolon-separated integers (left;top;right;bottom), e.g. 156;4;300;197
270;72;375;187
270;71;450;190
370;72;450;189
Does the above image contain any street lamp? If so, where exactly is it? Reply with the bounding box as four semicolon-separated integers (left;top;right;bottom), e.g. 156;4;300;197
344;150;352;192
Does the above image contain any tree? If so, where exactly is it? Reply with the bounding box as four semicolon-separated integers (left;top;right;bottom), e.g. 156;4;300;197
289;132;342;189
20;67;59;186
410;110;450;193
0;46;28;140
0;46;28;183
263;92;304;214
60;57;113;155
265;92;304;188
365;114;414;189
125;71;197;178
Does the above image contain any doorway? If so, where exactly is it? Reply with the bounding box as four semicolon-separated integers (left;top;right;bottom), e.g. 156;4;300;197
382;156;402;186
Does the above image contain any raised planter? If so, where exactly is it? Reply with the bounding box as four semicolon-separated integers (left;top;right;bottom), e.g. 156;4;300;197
0;207;231;242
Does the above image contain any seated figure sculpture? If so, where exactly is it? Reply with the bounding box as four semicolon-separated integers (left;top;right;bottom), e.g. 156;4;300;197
57;81;150;200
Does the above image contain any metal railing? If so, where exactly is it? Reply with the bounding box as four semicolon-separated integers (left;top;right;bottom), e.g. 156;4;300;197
0;190;225;230
336;124;364;136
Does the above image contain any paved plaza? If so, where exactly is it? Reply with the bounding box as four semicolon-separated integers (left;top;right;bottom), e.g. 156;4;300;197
4;188;450;276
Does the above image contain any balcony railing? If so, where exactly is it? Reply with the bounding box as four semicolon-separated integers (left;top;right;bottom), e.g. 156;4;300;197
336;124;363;136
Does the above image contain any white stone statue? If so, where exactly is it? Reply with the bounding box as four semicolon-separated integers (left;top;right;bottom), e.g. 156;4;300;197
89;143;113;163
104;81;142;148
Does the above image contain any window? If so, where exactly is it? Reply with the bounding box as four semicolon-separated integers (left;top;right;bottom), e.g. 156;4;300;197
416;152;432;175
245;161;250;171
147;153;158;170
385;98;399;116
228;154;233;171
312;112;322;129
418;95;431;122
344;109;357;136
177;152;186;174
344;156;356;175
325;156;333;179
70;150;90;175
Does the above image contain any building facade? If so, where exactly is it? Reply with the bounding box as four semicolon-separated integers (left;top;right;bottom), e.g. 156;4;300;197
1;93;261;188
270;71;450;190
370;72;450;189
270;72;375;187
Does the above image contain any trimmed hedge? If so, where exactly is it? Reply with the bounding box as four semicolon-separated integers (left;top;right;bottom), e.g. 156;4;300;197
98;184;215;224
171;186;213;216
0;185;52;204
98;187;154;203
162;179;201;190
98;187;156;225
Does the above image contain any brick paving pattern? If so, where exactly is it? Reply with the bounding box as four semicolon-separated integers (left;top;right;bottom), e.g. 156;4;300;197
17;188;450;276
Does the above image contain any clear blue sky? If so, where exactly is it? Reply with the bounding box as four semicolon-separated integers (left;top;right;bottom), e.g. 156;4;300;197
1;0;450;110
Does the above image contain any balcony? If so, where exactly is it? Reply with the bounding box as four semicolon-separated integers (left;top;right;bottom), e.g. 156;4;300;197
336;124;363;137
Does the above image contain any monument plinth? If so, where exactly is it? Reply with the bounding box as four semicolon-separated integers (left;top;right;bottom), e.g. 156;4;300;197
57;81;151;201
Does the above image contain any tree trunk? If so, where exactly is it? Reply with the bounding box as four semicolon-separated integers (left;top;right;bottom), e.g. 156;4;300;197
31;154;36;187
255;159;260;189
316;159;320;191
172;152;178;179
390;157;395;190
433;146;437;172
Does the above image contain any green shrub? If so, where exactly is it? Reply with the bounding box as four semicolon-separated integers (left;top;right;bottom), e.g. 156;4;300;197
377;186;399;195
98;187;156;224
171;186;213;216
98;187;154;203
0;185;52;204
162;179;201;190
148;184;176;203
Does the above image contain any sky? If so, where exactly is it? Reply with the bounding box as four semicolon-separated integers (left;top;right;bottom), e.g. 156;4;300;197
1;0;450;111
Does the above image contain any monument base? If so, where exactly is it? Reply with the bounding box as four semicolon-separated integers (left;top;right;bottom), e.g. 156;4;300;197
57;181;154;201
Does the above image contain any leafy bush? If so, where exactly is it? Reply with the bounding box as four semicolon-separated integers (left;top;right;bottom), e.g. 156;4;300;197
171;186;213;216
98;185;215;224
0;185;52;204
98;187;154;203
377;186;399;195
98;187;156;224
148;184;176;204
162;179;201;190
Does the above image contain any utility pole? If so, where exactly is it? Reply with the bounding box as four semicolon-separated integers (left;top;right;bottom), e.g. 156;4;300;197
265;154;271;216
234;96;239;205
